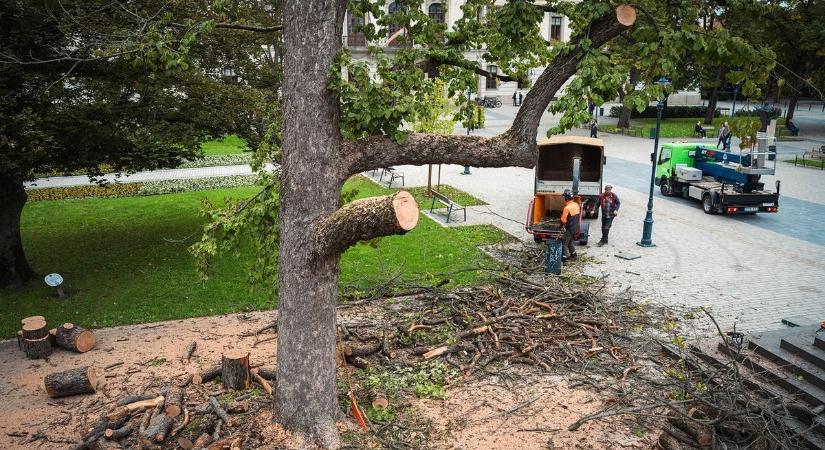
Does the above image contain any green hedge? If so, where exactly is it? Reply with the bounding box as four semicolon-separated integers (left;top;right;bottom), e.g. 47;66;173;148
177;153;253;169
609;105;720;119
27;183;145;201
28;175;259;202
732;107;782;118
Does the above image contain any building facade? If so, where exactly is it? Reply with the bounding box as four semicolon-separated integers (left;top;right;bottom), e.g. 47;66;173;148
342;1;573;100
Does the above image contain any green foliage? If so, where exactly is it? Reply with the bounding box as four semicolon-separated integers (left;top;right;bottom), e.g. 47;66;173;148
200;135;250;156
27;175;259;202
412;79;456;135
729;118;760;150
609;106;720;119
362;361;457;400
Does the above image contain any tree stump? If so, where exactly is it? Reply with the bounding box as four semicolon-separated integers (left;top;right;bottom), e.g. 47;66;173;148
23;334;53;359
21;316;45;327
21;318;49;340
164;386;184;418
140;413;173;443
44;366;100;398
56;323;97;352
221;351;250;390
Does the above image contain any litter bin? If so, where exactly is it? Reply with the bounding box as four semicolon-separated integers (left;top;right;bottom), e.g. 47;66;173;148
544;239;563;275
649;128;656;139
768;144;776;161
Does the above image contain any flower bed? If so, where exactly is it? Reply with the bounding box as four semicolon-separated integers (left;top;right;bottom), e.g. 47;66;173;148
27;175;259;202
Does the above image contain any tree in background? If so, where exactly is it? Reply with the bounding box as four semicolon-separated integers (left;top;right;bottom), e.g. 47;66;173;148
0;0;281;288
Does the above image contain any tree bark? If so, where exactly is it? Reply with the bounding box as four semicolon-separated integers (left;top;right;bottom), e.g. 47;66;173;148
275;1;348;448
617;67;639;128
221;351;251;390
704;66;724;125
44;366;100;398
0;179;35;288
55;323;97;352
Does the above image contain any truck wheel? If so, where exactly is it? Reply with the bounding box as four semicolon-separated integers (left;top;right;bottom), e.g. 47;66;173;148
702;194;716;214
660;178;672;196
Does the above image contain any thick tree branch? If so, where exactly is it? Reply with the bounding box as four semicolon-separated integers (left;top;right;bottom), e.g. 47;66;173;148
171;22;282;32
341;132;526;176
341;6;636;178
310;191;418;258
425;53;520;83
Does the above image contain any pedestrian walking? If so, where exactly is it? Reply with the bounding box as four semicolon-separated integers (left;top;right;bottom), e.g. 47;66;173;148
596;185;620;246
589;119;598;138
518;91;523;106
512;92;517;106
560;189;580;261
717;122;730;149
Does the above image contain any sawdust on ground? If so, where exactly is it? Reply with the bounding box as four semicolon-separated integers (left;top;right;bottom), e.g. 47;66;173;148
0;310;652;449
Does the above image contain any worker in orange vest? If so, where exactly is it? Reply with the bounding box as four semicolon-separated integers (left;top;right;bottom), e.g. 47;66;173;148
560;189;580;261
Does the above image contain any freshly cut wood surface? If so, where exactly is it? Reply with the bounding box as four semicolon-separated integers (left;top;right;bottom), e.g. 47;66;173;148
616;4;637;26
21;319;48;340
56;323;96;352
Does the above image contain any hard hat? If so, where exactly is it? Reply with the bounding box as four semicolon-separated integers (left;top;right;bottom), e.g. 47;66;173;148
563;189;573;200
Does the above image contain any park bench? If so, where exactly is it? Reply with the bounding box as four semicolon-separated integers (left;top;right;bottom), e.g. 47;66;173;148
693;126;716;138
374;167;405;188
430;190;466;223
794;150;825;170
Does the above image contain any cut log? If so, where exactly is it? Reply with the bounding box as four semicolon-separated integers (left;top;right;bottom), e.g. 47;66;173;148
21;315;45;327
192;433;213;449
669;417;713;448
310;191;419;258
255;367;277;381
194;365;222;385
106;396;165;422
616;4;637;26
164;386;184;418
116;393;155;406
21;318;48;340
44;366;99;398
23;334;53;359
104;423;134;440
140;413;173;443
251;368;272;396
208;396;230;423
221;351;250;390
56;323;97;353
658;432;684;450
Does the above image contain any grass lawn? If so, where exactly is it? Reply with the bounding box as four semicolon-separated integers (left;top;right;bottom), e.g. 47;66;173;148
784;158;825;169
1;180;505;338
629;117;786;138
201;135;248;155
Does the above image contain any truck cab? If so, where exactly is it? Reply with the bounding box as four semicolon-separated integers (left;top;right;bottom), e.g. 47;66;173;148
526;136;605;242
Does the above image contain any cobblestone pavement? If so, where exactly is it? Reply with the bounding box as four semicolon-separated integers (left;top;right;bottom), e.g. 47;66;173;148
390;104;825;333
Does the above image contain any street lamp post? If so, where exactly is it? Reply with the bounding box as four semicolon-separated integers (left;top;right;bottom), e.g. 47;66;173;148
463;88;472;175
638;77;670;248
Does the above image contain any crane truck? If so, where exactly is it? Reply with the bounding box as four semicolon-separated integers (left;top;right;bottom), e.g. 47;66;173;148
654;138;780;214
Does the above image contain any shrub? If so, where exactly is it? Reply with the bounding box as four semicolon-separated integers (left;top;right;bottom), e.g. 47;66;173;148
27;183;144;202
609;105;719;119
136;175;258;195
178;153;253;169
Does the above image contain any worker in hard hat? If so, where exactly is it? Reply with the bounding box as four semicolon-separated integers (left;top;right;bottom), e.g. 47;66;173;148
560;189;580;261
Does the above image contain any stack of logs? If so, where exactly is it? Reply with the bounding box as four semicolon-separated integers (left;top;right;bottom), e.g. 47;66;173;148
17;316;97;359
61;351;275;449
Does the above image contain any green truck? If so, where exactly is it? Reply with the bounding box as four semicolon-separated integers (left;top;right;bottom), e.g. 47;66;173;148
653;141;780;214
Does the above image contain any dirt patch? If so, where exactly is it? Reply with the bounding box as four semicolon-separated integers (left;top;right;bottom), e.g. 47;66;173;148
418;375;648;450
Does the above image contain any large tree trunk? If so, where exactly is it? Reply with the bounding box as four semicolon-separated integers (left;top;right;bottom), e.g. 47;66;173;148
617;67;639;128
704;66;724;124
0;179;35;288
274;0;347;448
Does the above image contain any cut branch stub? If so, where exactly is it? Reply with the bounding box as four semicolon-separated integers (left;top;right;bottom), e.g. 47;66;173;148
311;191;419;258
616;4;637;26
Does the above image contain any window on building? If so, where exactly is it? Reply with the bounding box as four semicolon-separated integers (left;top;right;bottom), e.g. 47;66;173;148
486;65;498;89
550;16;562;41
428;3;444;24
347;12;366;47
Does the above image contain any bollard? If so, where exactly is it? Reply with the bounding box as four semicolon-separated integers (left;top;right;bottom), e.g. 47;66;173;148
544;239;563;275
